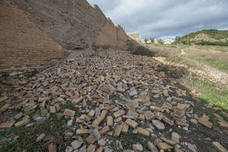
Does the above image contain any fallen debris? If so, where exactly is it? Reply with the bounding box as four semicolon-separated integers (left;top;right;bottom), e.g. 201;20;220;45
212;142;227;152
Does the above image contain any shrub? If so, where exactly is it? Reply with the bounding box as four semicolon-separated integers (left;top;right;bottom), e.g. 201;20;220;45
127;40;156;57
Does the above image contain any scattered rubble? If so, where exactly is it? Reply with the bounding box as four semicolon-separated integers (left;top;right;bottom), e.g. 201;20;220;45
212;141;228;152
198;114;213;128
152;120;165;130
0;49;227;151
132;143;143;151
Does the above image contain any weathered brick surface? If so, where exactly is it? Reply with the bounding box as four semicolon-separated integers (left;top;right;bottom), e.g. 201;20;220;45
95;19;129;49
0;0;129;70
0;1;67;70
7;0;107;50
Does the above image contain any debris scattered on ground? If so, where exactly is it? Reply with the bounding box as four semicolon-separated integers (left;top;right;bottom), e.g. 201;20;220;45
0;49;227;151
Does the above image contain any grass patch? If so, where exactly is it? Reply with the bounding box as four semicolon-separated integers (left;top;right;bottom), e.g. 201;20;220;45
184;79;228;111
107;133;153;151
187;55;228;73
0;114;67;152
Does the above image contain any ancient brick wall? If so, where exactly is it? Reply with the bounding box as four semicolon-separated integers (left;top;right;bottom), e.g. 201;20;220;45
128;34;141;42
0;0;129;70
7;0;107;50
116;25;129;49
0;1;67;70
95;19;129;49
7;0;129;50
95;19;118;48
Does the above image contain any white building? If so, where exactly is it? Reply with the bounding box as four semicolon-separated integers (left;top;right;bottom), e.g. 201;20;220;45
146;39;152;44
154;39;158;44
163;38;175;45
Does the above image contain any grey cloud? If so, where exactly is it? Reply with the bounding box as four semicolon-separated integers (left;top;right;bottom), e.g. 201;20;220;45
88;0;228;38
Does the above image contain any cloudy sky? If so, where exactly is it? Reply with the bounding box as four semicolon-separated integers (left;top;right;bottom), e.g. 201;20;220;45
88;0;228;39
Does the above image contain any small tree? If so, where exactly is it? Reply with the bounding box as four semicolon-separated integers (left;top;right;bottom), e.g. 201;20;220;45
175;36;181;44
150;37;155;43
158;39;163;45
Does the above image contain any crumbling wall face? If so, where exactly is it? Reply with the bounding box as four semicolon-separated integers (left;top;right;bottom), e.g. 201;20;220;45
128;34;141;42
7;0;107;50
116;26;129;49
95;20;128;49
0;2;67;70
95;19;118;48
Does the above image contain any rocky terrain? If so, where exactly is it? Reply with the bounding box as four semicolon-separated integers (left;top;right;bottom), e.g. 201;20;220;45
0;49;228;152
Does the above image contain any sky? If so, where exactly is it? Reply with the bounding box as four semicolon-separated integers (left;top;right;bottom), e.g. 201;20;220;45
88;0;228;39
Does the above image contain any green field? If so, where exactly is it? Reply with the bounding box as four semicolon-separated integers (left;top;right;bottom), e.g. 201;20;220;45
144;43;228;112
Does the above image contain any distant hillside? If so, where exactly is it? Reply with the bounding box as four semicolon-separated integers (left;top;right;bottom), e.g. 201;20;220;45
177;29;228;46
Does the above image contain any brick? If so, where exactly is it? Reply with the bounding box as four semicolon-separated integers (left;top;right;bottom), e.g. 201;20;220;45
212;142;227;152
99;126;110;135
76;129;89;136
176;104;189;111
114;124;123;137
72;96;83;104
50;106;56;113
86;110;95;121
48;143;57;152
122;123;129;133
88;110;95;118
157;142;173;150
64;109;75;117
86;134;97;144
92;110;108;127
144;111;154;121
126;119;138;128
150;106;162;112
171;132;180;144
87;144;96;152
139;114;145;121
0;121;15;129
122;115;135;119
0;104;10;113
15;119;30;127
198;115;213;128
107;116;113;126
137;127;150;136
113;110;125;118
218;121;228;129
96;146;103;152
0;96;8;102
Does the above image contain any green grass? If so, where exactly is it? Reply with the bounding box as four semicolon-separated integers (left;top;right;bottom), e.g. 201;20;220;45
185;79;228;111
187;55;228;73
0;114;67;152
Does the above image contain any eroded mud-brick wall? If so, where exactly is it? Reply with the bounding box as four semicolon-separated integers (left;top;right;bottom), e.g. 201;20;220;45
95;19;129;49
7;0;129;50
0;0;129;70
0;1;67;70
7;0;107;50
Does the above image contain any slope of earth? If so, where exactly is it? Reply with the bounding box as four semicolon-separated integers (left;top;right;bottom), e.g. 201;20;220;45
0;49;228;152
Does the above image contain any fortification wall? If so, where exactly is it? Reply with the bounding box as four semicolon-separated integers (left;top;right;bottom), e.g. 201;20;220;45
95;19;128;49
7;0;107;50
116;25;129;49
0;0;129;70
0;1;67;70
